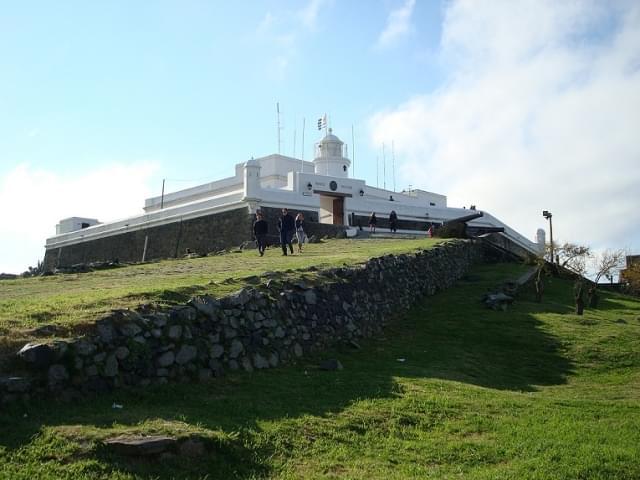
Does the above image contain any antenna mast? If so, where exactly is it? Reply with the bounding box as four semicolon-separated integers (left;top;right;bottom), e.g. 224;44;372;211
392;140;396;192
376;155;379;188
293;119;297;159
276;102;282;154
382;143;387;190
351;124;355;178
301;117;306;171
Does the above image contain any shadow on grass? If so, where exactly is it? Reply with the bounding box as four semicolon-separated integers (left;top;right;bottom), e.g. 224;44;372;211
0;263;575;479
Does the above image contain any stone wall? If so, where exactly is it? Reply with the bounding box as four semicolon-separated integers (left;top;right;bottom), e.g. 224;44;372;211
43;207;255;270
43;206;349;271
3;240;481;404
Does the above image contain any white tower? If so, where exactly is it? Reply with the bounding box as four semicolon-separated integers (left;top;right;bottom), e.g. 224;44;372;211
243;158;261;202
536;228;546;254
313;129;351;178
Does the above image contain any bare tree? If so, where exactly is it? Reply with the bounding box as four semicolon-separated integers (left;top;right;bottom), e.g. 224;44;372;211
587;249;626;307
591;249;626;284
557;243;591;273
556;243;591;315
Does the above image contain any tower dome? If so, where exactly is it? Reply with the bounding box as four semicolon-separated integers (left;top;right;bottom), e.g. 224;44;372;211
313;128;351;178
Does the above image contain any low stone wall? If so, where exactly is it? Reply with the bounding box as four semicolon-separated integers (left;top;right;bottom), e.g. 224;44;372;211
43;207;254;270
2;240;481;404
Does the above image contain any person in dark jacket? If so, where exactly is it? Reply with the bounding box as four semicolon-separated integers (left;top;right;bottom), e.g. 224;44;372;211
368;212;377;233
389;210;398;233
253;212;268;256
277;208;295;255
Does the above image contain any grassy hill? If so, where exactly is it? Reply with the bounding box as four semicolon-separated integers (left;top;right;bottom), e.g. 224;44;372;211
0;238;439;333
1;240;639;479
0;238;439;365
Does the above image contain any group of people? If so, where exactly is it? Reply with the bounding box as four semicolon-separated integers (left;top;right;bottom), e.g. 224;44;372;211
252;208;306;257
368;210;398;233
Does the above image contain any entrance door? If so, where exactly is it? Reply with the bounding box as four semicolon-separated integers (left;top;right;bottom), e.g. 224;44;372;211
332;198;344;225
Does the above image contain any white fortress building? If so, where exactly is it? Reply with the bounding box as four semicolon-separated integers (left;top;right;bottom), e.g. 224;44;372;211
44;129;540;268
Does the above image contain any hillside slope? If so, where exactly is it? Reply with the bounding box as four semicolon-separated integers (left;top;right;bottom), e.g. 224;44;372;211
1;261;639;479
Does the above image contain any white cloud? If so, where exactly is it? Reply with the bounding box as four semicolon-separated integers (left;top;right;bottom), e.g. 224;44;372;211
257;11;275;35
0;161;159;274
371;0;640;252
377;0;416;49
255;0;331;79
299;0;330;30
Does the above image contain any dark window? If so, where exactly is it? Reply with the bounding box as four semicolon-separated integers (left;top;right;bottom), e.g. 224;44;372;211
81;222;90;229
429;202;436;206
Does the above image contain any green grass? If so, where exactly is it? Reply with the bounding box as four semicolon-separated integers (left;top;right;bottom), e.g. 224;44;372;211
1;262;639;479
0;238;440;335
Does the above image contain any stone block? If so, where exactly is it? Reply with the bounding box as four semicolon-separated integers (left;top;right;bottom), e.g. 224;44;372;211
175;345;198;365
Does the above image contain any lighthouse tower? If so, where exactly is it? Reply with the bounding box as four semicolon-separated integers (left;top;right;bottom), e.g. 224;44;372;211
313;129;351;178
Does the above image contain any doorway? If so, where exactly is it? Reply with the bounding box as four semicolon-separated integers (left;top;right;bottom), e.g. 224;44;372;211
332;198;344;225
318;194;348;225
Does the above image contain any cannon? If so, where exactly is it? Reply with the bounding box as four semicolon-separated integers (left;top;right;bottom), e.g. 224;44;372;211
442;211;484;226
436;212;484;238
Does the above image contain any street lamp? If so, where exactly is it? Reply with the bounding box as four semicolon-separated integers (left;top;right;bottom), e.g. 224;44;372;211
542;210;554;263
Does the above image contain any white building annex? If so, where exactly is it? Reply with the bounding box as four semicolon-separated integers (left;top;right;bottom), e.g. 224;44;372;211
45;129;540;266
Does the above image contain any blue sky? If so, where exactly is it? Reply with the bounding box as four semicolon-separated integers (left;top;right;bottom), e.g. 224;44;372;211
1;0;639;274
1;0;443;180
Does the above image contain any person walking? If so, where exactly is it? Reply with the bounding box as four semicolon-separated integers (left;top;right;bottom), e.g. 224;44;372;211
295;213;306;253
253;211;268;256
389;210;398;233
278;208;295;256
368;212;377;233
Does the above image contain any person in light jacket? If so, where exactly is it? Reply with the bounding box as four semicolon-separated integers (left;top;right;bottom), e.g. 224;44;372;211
295;213;306;253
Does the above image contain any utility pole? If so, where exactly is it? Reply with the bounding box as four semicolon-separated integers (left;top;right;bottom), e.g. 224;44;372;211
543;210;554;263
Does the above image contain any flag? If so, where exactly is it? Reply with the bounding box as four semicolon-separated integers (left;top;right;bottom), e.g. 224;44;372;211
317;114;327;130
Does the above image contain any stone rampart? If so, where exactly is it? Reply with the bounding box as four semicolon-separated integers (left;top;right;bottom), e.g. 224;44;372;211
3;240;481;403
43;206;349;271
43;207;255;270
